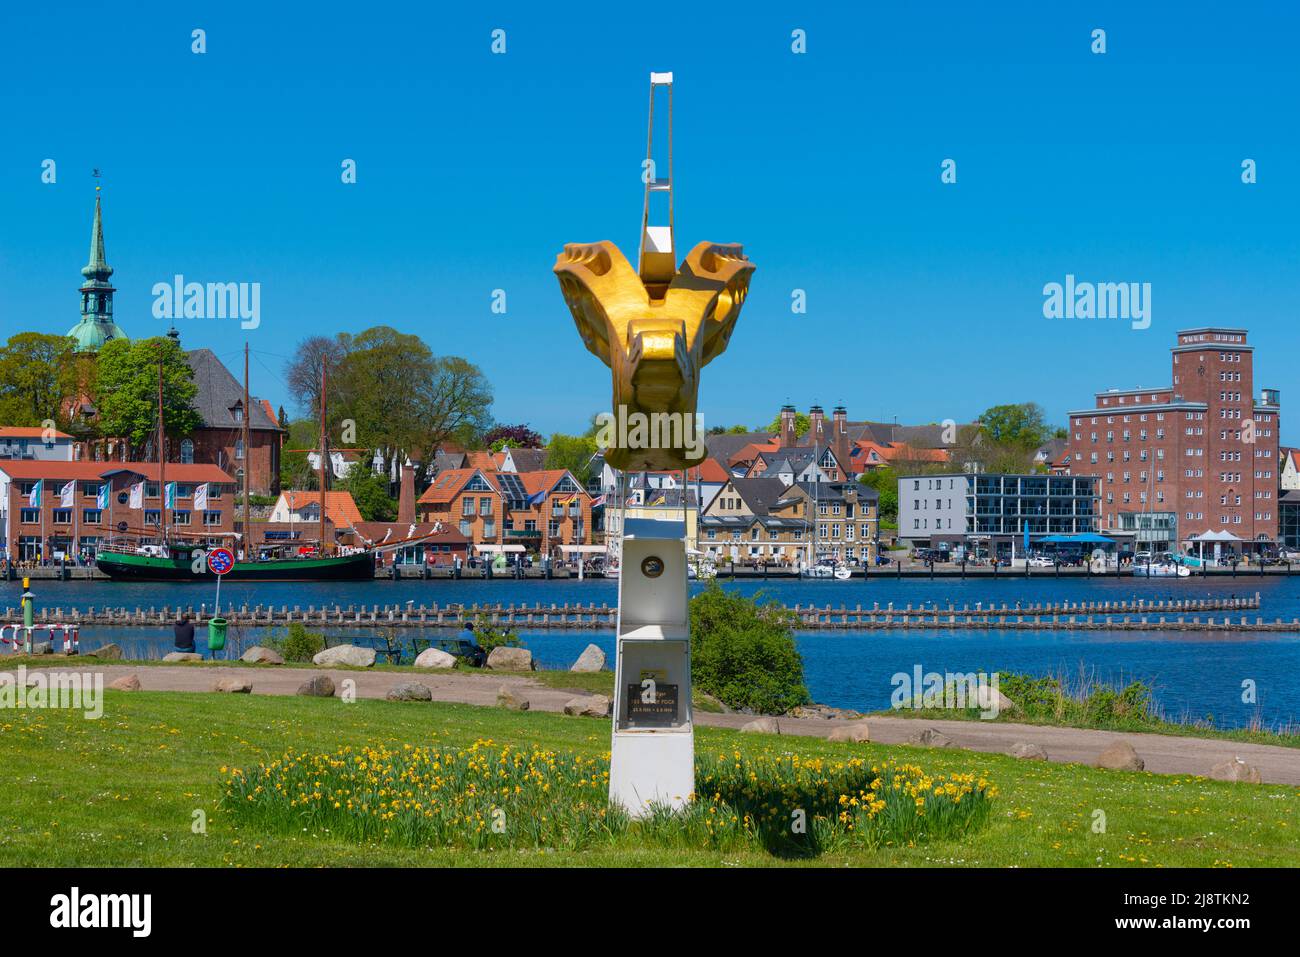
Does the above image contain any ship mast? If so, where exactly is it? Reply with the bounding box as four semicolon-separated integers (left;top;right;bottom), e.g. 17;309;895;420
243;342;252;560
318;361;328;555
157;352;167;544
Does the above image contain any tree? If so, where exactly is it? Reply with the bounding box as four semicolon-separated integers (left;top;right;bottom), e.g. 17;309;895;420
689;582;809;714
0;332;77;427
858;466;899;527
277;405;290;431
706;423;753;435
765;411;809;438
291;327;493;478
484;423;543;451
339;469;396;522
95;337;201;459
285;335;345;417
544;432;598;485
977;402;1052;451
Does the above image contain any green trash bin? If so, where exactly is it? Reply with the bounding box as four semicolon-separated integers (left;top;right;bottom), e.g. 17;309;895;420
207;617;228;657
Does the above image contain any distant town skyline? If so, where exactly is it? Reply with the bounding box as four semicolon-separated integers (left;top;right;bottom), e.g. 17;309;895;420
3;2;1297;443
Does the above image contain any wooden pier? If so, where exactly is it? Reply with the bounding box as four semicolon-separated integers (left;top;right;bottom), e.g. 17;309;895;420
1;593;1286;632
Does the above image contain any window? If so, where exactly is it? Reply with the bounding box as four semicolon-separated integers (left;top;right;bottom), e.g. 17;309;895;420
203;511;222;526
458;520;471;536
462;498;475;516
82;509;102;524
235;439;245;460
180;439;194;464
20;508;39;524
173;509;192;526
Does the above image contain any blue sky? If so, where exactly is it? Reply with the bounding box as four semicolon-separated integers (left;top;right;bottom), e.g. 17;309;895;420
2;1;1297;442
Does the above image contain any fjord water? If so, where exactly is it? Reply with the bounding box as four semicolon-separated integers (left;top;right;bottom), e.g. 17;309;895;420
5;575;1298;731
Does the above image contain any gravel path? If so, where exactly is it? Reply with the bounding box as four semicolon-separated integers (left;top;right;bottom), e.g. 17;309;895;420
9;662;1299;785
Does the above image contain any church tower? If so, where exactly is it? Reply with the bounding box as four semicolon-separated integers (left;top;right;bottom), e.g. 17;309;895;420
67;191;128;352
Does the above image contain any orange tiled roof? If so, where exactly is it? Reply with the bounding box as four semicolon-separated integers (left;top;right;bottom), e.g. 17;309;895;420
417;468;479;505
0;461;234;483
280;490;364;527
687;458;730;483
0;426;73;439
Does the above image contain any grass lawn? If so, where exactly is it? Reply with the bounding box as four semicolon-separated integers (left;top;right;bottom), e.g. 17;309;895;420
2;690;1297;867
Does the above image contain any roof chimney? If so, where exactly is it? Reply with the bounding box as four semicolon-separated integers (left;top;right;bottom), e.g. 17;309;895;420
809;405;825;447
780;404;797;448
832;404;850;475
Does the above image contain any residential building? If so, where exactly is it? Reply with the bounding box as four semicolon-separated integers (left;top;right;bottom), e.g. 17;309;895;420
0;427;76;462
1280;448;1300;491
0;460;236;561
898;472;1099;559
1063;327;1281;556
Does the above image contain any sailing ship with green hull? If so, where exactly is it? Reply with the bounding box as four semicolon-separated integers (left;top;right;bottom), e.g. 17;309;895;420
95;544;375;581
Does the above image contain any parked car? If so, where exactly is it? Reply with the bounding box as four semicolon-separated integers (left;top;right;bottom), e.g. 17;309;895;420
1028;556;1054;568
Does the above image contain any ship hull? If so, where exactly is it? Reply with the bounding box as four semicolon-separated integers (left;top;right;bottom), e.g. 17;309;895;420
95;551;375;582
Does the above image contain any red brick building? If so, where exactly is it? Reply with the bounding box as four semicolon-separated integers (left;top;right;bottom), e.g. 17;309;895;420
1064;327;1281;556
0;460;236;562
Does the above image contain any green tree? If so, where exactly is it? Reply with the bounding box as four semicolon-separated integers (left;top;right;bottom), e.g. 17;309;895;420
0;332;78;427
689;583;809;714
977;402;1052;450
765;411;810;438
95;337;201;459
339;468;396;522
858;466;899;527
545;432;598;485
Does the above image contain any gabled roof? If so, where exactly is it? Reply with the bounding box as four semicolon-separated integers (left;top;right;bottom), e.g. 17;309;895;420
704;432;777;464
686;458;730;483
0;461;126;481
500;447;548;472
417;468;483;504
278;490;364;527
517;469;585;498
0;426;73;439
185;349;282;432
727;477;791;516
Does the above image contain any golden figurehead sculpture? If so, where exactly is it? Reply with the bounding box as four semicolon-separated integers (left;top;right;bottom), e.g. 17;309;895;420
554;73;755;472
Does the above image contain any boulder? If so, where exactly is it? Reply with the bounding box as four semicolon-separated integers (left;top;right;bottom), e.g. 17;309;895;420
211;678;252;694
563;694;611;717
973;684;1017;714
108;674;141;691
1095;740;1144;771
312;644;376;668
486;646;534;671
87;643;123;660
496;685;530;711
30;642;53;655
1208;757;1262;784
297;675;336;697
163;651;204;662
827;721;871;743
241;646;284;665
1009;741;1048;760
413;647;458;669
386;682;433;702
740;717;781;734
907;727;954;748
570;644;606;673
791;703;864;721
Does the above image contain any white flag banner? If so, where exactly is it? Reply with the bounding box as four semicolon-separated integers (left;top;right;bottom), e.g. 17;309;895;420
60;480;75;508
129;481;144;509
194;483;208;510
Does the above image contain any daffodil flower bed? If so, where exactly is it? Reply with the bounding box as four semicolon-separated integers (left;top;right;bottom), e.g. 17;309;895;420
221;740;995;855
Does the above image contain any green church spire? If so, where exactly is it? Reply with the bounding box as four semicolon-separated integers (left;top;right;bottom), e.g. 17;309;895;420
67;189;128;352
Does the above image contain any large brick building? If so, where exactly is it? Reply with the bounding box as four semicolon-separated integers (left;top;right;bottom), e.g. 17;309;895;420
1064;327;1280;556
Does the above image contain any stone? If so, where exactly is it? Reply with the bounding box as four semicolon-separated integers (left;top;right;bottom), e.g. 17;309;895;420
1208;757;1262;784
973;684;1017;714
212;678;252;694
386;682;433;702
297;675;336;697
907;727;955;748
87;643;123;660
827;721;871;743
1095;740;1145;771
563;694;611;717
413;647;458;669
486;646;534;671
496;685;530;711
312;645;376;668
790;703;864;721
108;674;141;691
570;644;606;673
1009;741;1048;760
739;717;781;734
30;642;53;655
163;652;204;662
241;646;284;665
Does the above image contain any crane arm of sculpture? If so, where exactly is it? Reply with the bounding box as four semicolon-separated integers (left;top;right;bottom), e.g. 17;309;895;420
666;242;755;367
554;241;649;368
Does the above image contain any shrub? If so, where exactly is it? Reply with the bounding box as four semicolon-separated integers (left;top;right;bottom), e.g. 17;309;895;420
689;582;809;715
470;614;521;657
264;622;326;663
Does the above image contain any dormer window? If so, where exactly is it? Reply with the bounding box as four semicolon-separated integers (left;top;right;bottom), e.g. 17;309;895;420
231;402;244;423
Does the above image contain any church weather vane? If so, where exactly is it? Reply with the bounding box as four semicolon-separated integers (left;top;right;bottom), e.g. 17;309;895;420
92;168;103;192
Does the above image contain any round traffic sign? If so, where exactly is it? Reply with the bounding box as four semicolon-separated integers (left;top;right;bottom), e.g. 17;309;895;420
207;547;235;576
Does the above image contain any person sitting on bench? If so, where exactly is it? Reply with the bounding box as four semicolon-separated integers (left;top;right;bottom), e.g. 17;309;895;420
173;612;196;654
